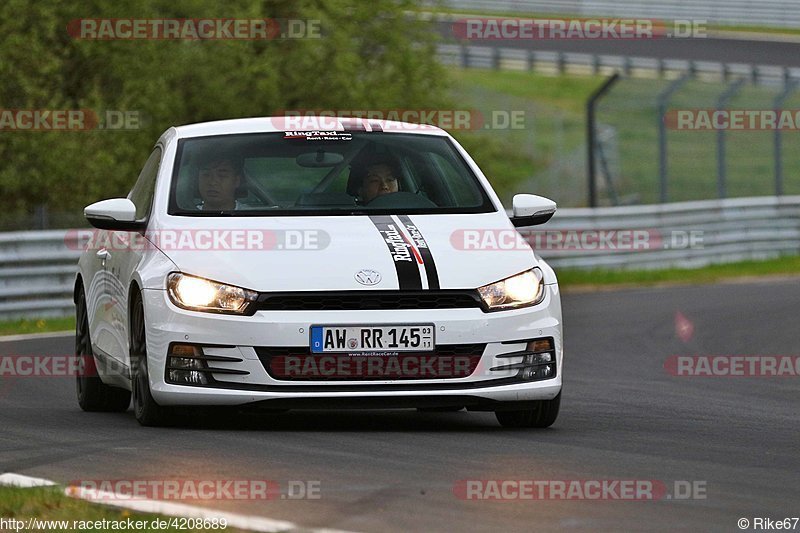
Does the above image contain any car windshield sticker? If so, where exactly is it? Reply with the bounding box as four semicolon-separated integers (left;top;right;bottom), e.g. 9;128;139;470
283;131;353;141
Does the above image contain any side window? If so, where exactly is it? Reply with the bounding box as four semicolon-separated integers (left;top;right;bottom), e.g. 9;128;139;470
429;152;480;206
128;147;162;220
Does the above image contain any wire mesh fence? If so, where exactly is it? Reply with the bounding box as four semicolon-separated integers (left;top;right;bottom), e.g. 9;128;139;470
593;76;800;206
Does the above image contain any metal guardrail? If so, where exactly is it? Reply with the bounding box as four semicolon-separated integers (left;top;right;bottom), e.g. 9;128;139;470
1;196;798;319
435;0;800;29
437;44;800;87
539;195;800;269
0;230;82;320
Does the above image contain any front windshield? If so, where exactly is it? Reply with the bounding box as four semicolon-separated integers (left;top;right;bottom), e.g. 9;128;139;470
168;131;495;216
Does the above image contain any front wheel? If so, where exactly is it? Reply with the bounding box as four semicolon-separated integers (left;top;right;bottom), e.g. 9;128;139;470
495;393;560;428
130;292;172;427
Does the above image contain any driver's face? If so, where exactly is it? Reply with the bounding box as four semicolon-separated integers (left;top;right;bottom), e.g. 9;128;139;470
198;160;240;210
360;164;398;204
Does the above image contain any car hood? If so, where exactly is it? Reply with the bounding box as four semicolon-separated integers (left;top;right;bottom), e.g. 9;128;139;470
150;213;538;292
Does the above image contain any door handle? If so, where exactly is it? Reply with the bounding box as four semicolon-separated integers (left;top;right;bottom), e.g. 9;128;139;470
97;248;110;267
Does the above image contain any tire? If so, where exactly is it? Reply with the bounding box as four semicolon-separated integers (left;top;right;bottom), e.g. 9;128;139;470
75;285;131;412
130;291;172;427
495;393;561;428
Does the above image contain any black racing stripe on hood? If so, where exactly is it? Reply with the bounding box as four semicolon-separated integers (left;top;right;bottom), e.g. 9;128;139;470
368;215;422;290
397;214;440;290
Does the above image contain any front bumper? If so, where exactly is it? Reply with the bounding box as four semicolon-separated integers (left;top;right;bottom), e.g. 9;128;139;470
141;284;563;407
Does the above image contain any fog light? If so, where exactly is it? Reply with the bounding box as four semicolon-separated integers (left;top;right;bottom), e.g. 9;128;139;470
167;343;208;385
168;369;208;385
524;352;553;365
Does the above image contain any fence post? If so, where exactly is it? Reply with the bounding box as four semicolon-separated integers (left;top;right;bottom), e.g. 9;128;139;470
34;205;49;230
587;73;621;207
716;77;746;199
773;80;798;196
656;73;691;203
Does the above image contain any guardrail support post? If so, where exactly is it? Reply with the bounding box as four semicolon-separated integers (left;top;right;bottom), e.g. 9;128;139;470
587;73;621;207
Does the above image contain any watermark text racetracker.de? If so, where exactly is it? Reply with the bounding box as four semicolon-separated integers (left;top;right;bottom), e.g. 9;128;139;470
452;17;707;40
450;229;704;252
273;110;526;131
0;109;142;131
67;479;321;501
0;355;89;378
67;18;321;40
65;229;330;252
453;479;707;500
666;109;800;130
665;356;800;377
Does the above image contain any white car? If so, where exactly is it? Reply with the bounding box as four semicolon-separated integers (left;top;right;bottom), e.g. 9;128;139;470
75;117;563;427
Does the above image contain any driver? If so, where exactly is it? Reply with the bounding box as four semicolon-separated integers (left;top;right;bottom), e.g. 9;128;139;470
356;154;401;204
195;152;243;211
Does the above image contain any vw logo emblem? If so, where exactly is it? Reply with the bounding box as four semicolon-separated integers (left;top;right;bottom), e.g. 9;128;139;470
355;269;382;286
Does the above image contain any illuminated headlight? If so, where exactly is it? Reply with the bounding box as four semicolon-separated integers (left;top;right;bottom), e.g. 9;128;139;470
477;268;545;311
167;273;257;314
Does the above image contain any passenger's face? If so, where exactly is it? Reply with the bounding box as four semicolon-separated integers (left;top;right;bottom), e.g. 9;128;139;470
198;160;240;210
360;164;398;204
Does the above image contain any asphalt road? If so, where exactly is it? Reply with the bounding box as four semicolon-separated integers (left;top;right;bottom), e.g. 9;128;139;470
436;20;800;67
1;279;798;532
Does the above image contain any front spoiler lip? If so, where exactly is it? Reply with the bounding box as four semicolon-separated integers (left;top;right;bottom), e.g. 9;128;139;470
150;377;562;406
238;395;555;411
163;375;548;393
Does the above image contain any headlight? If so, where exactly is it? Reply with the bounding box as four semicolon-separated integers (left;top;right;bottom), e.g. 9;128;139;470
477;268;545;311
167;273;257;314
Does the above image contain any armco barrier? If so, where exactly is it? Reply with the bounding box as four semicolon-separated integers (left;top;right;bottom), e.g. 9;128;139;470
436;44;800;87
433;0;800;29
1;196;798;319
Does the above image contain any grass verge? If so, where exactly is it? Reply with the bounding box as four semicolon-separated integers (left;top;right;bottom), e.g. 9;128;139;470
557;254;800;289
0;485;245;532
0;317;74;337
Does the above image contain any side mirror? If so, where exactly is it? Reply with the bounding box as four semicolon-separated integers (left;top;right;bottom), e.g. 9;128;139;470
509;194;557;227
84;198;144;231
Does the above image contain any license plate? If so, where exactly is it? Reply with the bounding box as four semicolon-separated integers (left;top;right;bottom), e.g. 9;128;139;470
310;325;435;353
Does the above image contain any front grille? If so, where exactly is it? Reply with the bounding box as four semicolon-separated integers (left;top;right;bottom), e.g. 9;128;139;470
255;291;483;311
256;344;486;381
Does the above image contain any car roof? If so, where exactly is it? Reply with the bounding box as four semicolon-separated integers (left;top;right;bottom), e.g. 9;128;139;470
172;116;450;139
